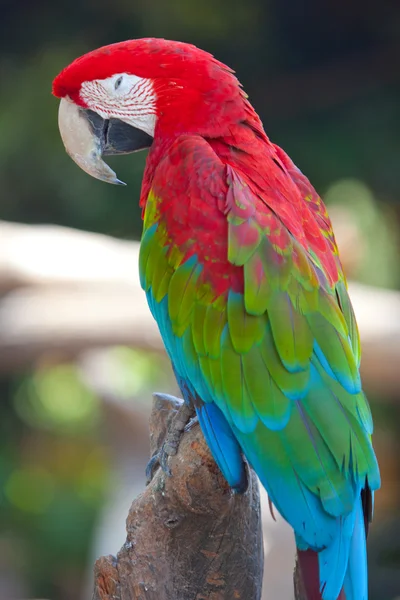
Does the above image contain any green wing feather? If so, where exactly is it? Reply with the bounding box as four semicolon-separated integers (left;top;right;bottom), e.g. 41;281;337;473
139;137;379;541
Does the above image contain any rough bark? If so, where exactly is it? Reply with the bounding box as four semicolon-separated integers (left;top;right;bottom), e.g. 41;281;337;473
293;559;307;600
92;394;264;600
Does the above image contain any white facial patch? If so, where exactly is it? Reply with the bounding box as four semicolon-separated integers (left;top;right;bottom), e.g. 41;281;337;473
80;73;156;137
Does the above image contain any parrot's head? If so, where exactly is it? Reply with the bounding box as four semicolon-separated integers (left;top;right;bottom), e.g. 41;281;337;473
53;38;248;185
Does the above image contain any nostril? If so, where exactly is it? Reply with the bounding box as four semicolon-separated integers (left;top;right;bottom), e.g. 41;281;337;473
164;515;181;529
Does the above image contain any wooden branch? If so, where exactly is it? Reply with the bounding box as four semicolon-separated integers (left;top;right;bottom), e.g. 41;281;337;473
92;394;264;600
293;559;307;600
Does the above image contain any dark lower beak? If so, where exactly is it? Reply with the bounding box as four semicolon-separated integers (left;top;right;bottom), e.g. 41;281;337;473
85;110;153;156
57;98;153;185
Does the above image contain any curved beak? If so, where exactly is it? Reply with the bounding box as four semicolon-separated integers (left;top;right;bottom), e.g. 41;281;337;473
58;98;153;185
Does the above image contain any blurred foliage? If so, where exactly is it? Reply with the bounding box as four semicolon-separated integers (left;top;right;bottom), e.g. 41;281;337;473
0;370;108;599
0;350;174;599
0;0;400;598
14;365;99;432
325;179;399;288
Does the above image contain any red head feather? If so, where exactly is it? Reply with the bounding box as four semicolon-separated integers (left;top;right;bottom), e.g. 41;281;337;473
52;38;256;138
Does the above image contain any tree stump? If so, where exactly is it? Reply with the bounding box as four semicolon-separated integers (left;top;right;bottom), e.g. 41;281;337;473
92;394;264;600
293;558;308;600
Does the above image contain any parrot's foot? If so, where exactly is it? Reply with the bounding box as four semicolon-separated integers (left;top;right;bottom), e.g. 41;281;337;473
185;415;199;432
146;397;195;484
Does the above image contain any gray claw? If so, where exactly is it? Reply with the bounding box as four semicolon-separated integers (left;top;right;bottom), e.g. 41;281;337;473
184;416;199;432
145;453;161;483
145;398;195;485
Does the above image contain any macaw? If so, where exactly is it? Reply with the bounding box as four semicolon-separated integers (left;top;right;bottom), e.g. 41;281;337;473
52;38;380;600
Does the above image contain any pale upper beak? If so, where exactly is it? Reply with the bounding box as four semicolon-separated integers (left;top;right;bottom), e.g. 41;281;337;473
58;97;153;185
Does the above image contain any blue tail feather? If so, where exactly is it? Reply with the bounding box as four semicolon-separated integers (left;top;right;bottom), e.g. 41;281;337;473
234;425;369;599
196;401;247;492
318;509;355;599
342;498;368;600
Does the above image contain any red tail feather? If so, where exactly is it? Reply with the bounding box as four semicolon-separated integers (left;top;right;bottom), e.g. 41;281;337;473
297;549;346;600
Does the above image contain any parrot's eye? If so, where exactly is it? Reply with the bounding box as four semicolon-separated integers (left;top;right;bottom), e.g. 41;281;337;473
114;76;123;90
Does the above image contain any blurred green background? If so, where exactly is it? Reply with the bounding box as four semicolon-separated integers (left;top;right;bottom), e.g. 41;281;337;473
0;1;400;599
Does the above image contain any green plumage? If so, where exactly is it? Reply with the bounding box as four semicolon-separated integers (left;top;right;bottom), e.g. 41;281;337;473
138;140;379;600
140;173;377;482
